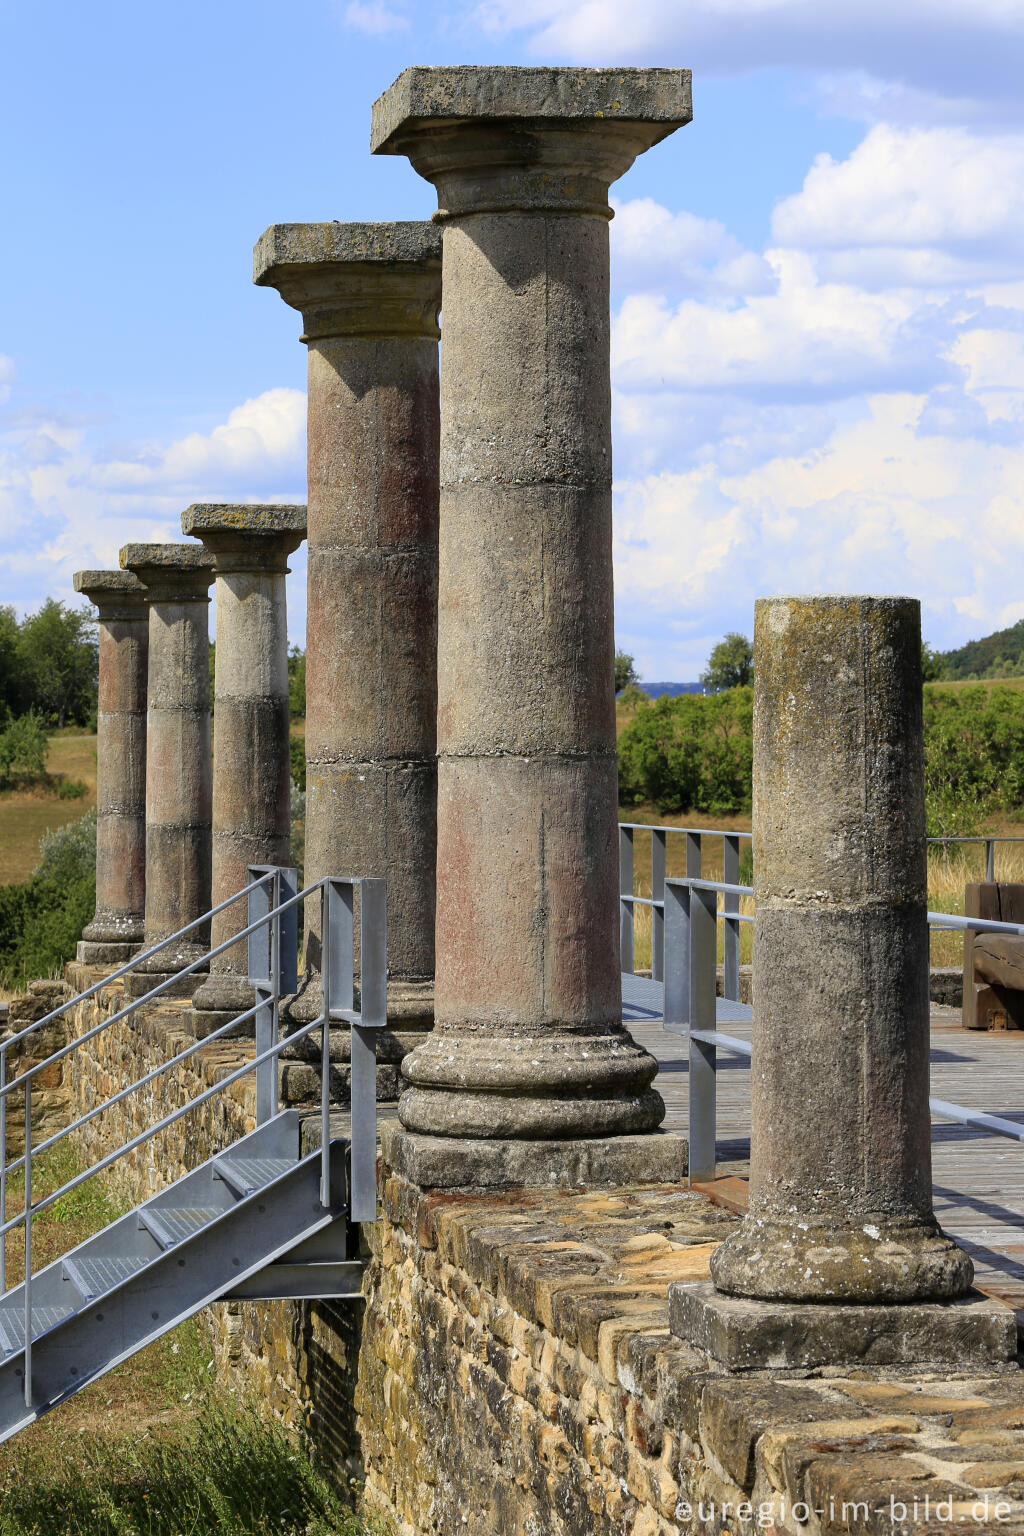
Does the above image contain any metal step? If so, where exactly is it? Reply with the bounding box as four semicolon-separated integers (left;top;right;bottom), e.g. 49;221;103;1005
214;1156;294;1197
63;1253;150;1300
139;1206;222;1249
0;1303;76;1352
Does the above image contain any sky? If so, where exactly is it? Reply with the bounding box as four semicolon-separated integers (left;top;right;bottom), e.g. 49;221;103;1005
3;2;1024;681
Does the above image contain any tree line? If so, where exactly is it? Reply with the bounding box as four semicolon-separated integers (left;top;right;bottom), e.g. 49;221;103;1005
0;600;98;729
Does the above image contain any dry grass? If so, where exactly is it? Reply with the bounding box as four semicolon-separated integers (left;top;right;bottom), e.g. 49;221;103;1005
0;737;97;886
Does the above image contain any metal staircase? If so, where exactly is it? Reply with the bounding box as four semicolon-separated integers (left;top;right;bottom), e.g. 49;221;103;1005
0;867;385;1443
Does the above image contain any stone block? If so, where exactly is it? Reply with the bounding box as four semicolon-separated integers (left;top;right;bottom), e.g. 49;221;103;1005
670;1282;1018;1371
380;1122;688;1190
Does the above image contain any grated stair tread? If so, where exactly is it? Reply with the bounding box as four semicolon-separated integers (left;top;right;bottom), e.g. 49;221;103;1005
139;1206;221;1248
63;1253;151;1298
215;1156;295;1196
0;1302;75;1353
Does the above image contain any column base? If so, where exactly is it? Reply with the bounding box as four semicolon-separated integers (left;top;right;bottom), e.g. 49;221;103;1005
76;939;139;965
190;975;257;1039
380;1120;689;1191
280;976;434;1101
709;1213;975;1304
670;1282;1018;1373
124;941;209;1001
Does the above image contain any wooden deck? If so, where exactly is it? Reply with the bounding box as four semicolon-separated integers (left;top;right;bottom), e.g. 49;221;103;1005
623;974;1024;1318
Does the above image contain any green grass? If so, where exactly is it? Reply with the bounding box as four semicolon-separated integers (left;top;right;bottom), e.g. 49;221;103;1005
0;735;97;885
0;1144;388;1536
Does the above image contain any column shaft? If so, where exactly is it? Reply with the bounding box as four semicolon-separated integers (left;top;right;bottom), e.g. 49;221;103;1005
120;544;215;993
254;224;441;1055
181;505;306;1027
73;570;148;963
709;596;973;1303
371;66;692;1138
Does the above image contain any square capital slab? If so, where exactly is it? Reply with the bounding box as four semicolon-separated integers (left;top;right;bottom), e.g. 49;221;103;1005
119;542;215;602
370;66;692;218
181;503;307;572
73;569;147;614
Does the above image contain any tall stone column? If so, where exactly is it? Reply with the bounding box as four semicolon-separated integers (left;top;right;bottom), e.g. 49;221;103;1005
72;570;148;964
119;544;215;998
180;505;306;1034
253;222;441;1080
672;597;1015;1372
371;67;691;1143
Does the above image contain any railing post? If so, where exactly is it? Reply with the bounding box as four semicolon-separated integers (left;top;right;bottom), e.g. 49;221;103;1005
651;829;666;983
723;835;740;1003
321;879;355;1209
685;830;702;882
987;839;995;882
688;885;718;1185
351;878;386;1224
619;825;635;975
247;871;274;1126
663;878;688;1035
1;1046;6;1296
23;1078;31;1408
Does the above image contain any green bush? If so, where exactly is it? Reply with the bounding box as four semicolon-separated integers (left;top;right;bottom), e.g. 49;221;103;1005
922;684;1024;836
617;689;753;816
0;812;96;989
289;734;306;791
55;776;87;800
0;710;49;788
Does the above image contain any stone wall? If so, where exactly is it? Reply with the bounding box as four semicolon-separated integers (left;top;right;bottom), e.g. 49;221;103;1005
358;1169;1024;1536
2;980;73;1157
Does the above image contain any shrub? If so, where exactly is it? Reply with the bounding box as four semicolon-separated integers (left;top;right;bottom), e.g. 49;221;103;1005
289;734;306;791
56;776;87;800
0;812;96;989
0;710;49;788
617;689;753;816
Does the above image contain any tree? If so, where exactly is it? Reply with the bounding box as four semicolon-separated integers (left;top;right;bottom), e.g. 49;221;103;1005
700;633;753;693
288;645;306;718
921;642;947;682
614;648;640;694
17;599;97;728
0;606;23;716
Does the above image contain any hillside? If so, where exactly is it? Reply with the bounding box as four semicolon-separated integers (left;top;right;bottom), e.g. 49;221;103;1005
939;620;1024;680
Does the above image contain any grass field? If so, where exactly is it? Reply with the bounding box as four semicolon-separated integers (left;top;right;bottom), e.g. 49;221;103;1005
0;736;97;886
0;1143;384;1536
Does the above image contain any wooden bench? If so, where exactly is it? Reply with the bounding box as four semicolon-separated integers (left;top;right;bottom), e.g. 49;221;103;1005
963;882;1024;1030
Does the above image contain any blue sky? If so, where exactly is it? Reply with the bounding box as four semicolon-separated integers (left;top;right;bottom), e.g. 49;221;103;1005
3;2;1024;680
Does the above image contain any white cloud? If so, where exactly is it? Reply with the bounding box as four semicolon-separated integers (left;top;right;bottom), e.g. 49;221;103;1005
773;126;1024;259
465;0;1024;116
342;0;409;34
610;197;772;297
0;387;307;629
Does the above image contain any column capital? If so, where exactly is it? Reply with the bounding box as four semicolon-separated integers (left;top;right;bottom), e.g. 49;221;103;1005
119;542;215;603
73;568;147;621
253;221;442;342
370;65;692;218
181;503;307;573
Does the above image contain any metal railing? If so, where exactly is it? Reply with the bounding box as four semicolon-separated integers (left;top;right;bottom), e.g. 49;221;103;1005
0;866;385;1408
618;823;1024;982
664;872;1024;1183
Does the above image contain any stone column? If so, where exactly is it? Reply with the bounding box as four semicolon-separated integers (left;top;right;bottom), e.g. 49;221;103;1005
371;67;691;1144
72;570;148;964
253;222;441;1083
671;598;1014;1372
119;544;215;998
180;504;306;1033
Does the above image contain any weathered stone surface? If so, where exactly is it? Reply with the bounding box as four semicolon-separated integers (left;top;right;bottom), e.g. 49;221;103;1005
255;222;440;1072
120;542;215;995
709;596;974;1307
381;1122;689;1190
670;1282;1018;1372
374;66;690;1143
181;504;306;1030
74;569;148;957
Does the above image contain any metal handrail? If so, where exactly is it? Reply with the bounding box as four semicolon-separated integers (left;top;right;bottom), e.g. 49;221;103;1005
664;871;1024;1183
1;867;386;1411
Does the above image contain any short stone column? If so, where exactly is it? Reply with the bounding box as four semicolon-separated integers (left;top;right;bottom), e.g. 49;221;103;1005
119;543;215;998
181;504;306;1033
672;597;1015;1371
253;222;441;1087
371;67;691;1149
72;569;148;963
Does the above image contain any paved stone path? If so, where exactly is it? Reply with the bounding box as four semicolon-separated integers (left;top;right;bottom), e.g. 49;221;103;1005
624;976;1024;1322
